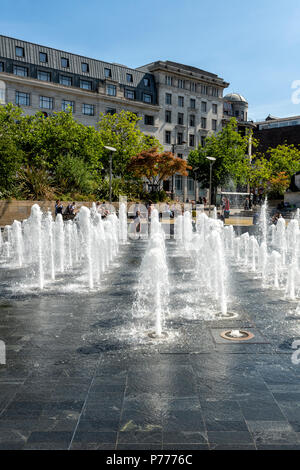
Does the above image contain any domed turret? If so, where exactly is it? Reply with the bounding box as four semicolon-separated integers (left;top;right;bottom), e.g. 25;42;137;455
223;92;248;122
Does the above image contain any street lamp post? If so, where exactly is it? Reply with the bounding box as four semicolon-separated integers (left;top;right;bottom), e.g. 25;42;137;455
104;146;117;205
206;157;216;217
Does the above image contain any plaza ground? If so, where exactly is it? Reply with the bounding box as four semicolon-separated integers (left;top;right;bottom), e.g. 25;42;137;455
0;239;300;450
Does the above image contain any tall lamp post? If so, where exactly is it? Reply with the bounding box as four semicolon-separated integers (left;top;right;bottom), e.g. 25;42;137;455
104;146;117;204
206;156;216;217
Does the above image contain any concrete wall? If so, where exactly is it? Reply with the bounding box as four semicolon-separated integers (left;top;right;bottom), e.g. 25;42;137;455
0;200;111;226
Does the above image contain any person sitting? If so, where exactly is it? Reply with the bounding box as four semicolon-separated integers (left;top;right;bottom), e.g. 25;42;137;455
64;202;76;216
55;200;63;216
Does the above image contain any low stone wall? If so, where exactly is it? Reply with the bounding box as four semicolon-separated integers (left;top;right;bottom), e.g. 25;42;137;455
0;200;119;226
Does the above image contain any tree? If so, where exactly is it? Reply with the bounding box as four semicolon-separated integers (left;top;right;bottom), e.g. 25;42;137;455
127;147;191;191
265;144;300;179
268;172;290;197
0;104;24;195
188;118;252;195
97;110;161;177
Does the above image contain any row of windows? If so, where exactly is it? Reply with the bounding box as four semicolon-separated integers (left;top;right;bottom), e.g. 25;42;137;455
164;122;216;145
15;91;95;115
14;46;151;85
14;91;155;120
106;83;152;103
174;176;196;192
165;75;220;97
6;64;153;102
165;110;217;127
12;65;94;90
165;93;218;113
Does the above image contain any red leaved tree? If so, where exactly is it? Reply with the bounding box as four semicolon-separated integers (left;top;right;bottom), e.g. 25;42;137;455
127;147;191;191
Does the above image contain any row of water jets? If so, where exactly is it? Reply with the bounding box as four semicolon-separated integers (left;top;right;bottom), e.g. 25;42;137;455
0;203;128;290
229;204;300;312
134;203;300;337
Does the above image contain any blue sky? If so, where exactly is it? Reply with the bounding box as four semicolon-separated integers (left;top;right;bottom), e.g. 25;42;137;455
1;0;300;121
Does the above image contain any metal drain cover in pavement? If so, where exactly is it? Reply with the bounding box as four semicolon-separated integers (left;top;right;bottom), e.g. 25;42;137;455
220;330;254;341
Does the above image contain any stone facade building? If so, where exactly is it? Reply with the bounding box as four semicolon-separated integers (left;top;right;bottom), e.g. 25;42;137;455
0;35;249;201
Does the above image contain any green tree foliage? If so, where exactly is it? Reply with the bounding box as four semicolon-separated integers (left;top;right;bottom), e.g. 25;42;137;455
188;118;252;190
0;104;24;195
97;110;161;177
250;144;300;197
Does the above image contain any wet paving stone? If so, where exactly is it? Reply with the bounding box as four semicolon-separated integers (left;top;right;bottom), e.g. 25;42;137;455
1;239;300;449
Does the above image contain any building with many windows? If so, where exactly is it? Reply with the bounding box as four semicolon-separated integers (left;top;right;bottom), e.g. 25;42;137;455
0;35;248;201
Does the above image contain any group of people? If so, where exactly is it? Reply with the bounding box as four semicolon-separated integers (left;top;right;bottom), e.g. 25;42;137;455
54;200;111;219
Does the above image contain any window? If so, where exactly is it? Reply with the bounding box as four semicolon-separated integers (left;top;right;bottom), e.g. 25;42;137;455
0;62;3;72
190;98;196;109
188;177;194;192
59;75;72;86
175;175;182;191
125;89;135;100
165;110;171;123
212;119;217;131
0;80;6;104
165;130;171;144
165;93;172;105
189;134;195;147
241;111;244;121
16;91;30;106
15;46;24;57
82;104;95;116
61;57;69;68
39;52;47;63
80;79;92;90
201;117;207;129
235;110;239;117
177;153;183;159
106;84;116;96
201;101;207;112
212;87;219;97
189;115;195;127
178;79;185;89
143;93;152;103
81;62;89;73
13;65;28;77
37;70;51;81
126;73;133;83
201;136;206;147
190;82;196;92
165;76;172;86
104;67;111;78
40;96;53;110
178;96;184;107
145;115;154;125
143;77;150;87
212;103;218;114
62;100;74;112
201;85;208;94
177;132;183;144
106;107;116;115
177;112;184;125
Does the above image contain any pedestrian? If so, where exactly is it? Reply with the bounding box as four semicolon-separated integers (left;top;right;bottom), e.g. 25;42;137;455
55;200;63;216
224;197;230;218
134;210;141;239
244;197;249;210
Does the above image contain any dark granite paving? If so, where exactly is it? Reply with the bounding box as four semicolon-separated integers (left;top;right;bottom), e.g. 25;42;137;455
0;239;300;450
